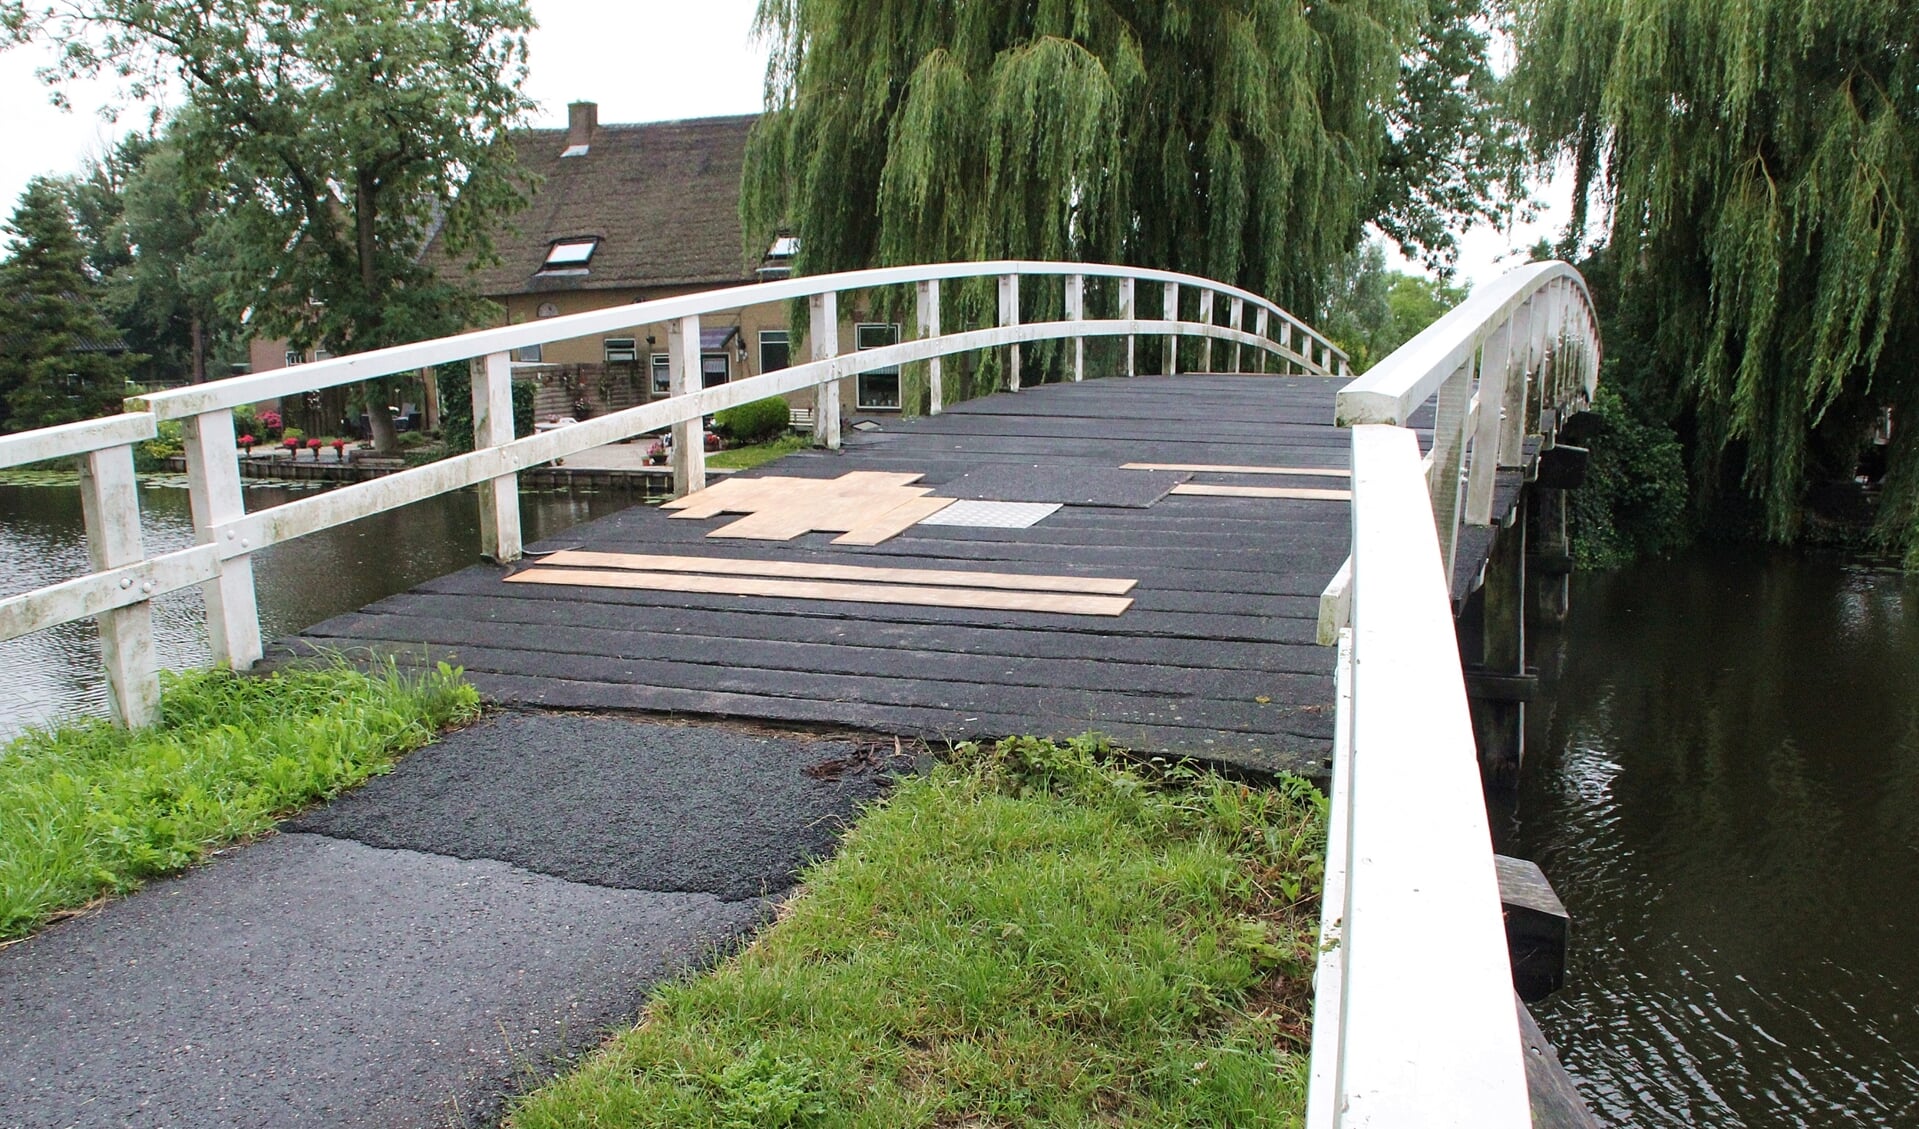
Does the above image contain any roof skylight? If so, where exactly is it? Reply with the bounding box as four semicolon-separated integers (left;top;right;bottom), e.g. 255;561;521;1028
542;238;599;270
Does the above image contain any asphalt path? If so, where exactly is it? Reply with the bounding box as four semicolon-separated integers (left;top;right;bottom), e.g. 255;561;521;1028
0;714;894;1128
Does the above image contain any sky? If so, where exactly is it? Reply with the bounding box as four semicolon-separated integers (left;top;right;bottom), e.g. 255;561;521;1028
0;0;1565;289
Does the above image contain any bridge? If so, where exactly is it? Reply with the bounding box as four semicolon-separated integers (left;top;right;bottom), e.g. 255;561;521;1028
0;258;1600;1127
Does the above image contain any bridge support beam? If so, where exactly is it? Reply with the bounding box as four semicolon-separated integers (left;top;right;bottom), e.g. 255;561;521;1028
998;273;1021;390
1120;278;1136;376
1163;282;1179;375
184;407;265;666
1464;504;1528;792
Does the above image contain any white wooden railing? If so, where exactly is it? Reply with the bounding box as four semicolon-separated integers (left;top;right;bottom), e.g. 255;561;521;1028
0;260;1344;729
1307;261;1600;1127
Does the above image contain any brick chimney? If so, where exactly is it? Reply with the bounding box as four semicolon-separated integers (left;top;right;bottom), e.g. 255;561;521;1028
566;101;598;153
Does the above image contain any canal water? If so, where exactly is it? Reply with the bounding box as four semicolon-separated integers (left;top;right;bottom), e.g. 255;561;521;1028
1501;548;1919;1127
0;476;636;739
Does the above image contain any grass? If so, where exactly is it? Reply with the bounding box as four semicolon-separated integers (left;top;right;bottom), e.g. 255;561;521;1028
0;661;480;940
709;435;810;471
509;734;1327;1128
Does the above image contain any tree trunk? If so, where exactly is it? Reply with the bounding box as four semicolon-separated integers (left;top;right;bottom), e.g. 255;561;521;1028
420;366;441;433
190;317;207;384
364;381;400;454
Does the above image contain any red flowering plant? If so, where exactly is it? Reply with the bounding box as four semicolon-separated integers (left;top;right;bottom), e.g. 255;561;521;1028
331;439;346;458
237;434;256;450
282;436;301;453
305;439;323;460
258;409;283;439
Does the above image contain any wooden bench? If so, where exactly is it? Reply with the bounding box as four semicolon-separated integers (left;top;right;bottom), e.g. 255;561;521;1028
788;407;815;431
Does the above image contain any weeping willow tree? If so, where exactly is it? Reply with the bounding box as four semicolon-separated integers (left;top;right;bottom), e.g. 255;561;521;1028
1508;0;1919;562
743;0;1499;363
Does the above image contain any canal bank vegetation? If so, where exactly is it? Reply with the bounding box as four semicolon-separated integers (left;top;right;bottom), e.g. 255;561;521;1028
509;735;1326;1128
0;662;478;941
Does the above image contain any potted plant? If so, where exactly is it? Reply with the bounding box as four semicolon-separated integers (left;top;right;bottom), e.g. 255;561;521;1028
237;433;256;455
331;438;347;461
282;436;302;458
645;440;667;466
258;409;283;441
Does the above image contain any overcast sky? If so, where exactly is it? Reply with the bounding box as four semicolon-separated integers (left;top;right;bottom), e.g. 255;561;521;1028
0;0;1562;288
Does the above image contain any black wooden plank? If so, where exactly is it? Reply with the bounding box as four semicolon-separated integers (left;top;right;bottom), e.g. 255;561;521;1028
337;591;1338;675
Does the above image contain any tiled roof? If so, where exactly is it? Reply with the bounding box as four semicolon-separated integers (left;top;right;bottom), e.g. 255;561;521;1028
433;114;761;298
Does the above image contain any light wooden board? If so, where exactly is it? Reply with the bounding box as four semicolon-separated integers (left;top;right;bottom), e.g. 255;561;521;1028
1124;462;1352;479
1170;483;1352;501
538;551;1137;594
505;568;1134;616
835;496;958;545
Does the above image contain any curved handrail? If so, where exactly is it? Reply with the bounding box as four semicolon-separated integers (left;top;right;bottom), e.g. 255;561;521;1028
129;260;1347;422
1335;261;1597;427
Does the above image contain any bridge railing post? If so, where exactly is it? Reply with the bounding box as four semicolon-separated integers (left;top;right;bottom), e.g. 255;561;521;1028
1464;316;1516;525
1198;289;1215;372
1254;307;1270;373
474;351;523;562
1120;277;1136;377
810;291;841;448
668;314;707;496
182;407;263;668
1163;281;1179;375
78;441;160;726
1065;274;1085;382
1427;357;1474;581
917;278;942;414
1229;296;1244;374
998;272;1021;390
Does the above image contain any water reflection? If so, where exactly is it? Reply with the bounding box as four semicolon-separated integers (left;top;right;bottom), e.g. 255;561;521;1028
0;481;636;739
1502;549;1919;1127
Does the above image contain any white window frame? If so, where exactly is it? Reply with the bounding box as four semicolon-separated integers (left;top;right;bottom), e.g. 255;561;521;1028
700;352;730;388
650;352;671;396
604;337;639;364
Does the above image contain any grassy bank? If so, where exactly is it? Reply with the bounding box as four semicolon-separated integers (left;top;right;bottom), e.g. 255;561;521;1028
0;662;479;940
709;435;809;471
511;735;1326;1128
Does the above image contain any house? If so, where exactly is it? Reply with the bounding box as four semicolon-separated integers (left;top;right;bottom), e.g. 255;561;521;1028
245;102;913;433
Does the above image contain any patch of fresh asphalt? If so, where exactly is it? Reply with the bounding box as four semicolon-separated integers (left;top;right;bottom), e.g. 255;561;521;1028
284;713;891;902
0;713;898;1128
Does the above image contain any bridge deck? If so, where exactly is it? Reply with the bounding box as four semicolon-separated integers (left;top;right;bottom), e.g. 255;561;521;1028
288;374;1353;776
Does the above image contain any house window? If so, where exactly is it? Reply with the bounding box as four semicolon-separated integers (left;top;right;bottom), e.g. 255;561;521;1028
701;353;730;388
651;353;671;396
855;323;902;410
541;237;599;272
604;337;639;364
284;350;304;368
514;343;543;364
759;330;791;374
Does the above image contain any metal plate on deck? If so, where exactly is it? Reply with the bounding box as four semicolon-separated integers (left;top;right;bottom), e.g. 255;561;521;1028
915;500;1062;528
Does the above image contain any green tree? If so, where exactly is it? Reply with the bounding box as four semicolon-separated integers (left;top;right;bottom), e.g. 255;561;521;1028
109;139;240;385
1506;0;1919;562
7;0;537;451
743;0;1505;332
1318;240;1467;373
0;178;138;431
